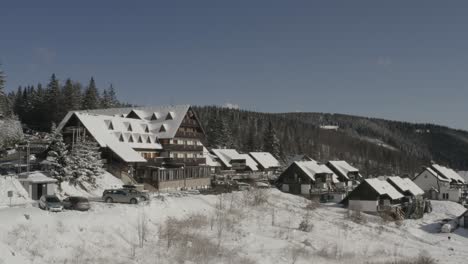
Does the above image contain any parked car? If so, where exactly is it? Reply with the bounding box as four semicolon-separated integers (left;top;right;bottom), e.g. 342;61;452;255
122;185;150;202
102;189;142;204
62;196;90;211
39;195;63;212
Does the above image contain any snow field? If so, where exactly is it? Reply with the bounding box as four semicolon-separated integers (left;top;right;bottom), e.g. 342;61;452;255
0;189;467;263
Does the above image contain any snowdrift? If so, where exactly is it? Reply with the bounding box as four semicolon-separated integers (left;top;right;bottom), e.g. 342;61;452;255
0;176;31;207
58;172;124;198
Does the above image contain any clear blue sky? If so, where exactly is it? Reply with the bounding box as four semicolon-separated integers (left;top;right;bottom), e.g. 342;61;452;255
1;1;468;129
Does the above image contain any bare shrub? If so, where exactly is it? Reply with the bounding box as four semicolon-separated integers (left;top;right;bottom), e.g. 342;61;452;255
136;210;148;248
304;199;320;210
345;208;367;224
242;188;269;207
368;252;436;264
283;245;308;264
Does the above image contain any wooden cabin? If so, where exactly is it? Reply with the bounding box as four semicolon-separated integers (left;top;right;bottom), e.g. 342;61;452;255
341;178;404;213
277;160;334;195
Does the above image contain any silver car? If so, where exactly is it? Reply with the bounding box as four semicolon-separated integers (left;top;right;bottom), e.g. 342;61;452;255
102;189;142;204
39;195;63;212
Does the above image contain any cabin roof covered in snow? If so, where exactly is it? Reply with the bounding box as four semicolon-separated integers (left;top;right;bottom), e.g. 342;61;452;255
294;160;334;181
203;147;221;167
431;164;465;184
249;152;281;169
239;154;259;171
18;172;58;183
365;178;404;200
211;149;245;168
423;167;450;182
387;176;424;196
328;160;360;180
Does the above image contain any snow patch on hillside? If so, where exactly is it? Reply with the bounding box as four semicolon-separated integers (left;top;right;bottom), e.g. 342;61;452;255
58;172;124;198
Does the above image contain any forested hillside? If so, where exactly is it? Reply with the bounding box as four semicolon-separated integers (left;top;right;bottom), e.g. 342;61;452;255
7;74;129;131
195;106;468;177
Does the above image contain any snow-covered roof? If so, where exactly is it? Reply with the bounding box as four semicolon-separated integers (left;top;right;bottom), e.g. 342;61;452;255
57;105;198;163
424;167;450;182
210;149;259;171
18;172;58;183
431;164;465;184
365;178;404;200
294;160;334;181
386;176;424;196
239;154;259;171
249;152;281;169
203;147;221;167
58;105;193;140
328;160;360;180
458;171;468;183
211;149;244;168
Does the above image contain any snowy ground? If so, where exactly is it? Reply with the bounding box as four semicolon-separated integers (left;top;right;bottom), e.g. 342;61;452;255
0;176;31;208
0;189;467;264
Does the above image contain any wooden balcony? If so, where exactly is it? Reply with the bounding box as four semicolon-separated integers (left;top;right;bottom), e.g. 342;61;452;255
175;131;205;139
150;157;206;166
181;119;200;127
162;144;203;152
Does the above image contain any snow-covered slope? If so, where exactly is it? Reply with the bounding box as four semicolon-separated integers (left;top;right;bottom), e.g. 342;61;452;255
0;189;467;263
0;176;31;207
58;172;124;198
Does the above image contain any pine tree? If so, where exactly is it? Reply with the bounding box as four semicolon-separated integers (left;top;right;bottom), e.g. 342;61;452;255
220;117;235;148
246;128;257;152
62;78;82;111
82;77;100;109
0;64;8;116
45;131;69;182
263;121;281;158
64;138;103;184
45;74;62;125
206;116;224;148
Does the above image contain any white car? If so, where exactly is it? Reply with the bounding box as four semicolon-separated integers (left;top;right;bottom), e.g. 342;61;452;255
39;195;63;212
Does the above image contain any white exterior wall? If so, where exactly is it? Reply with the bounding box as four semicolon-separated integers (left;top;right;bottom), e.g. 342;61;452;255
349;200;378;212
46;183;56;195
281;184;289;192
301;184;310;195
413;170;440;192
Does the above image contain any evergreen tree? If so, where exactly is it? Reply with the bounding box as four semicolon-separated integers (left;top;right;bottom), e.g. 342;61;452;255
246;128;257;152
220;117;235;148
45;74;62;125
45;131;69;182
206;116;224;148
64;138;103;184
62;78;82;111
82;77;100;109
0;64;9;116
263;121;281;158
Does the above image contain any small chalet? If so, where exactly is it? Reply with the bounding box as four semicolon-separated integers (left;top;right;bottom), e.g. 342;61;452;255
18;171;57;200
248;152;281;173
413;164;465;202
277;160;334;196
385;176;424;202
57;105;212;191
341;178;404;213
210;149;259;172
326;160;362;189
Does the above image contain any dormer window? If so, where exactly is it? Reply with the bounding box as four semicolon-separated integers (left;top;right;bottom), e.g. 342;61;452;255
159;124;166;132
127;124;133;132
108;121;114;130
119;134;125;142
128;135;134;143
166;112;173;120
138;136;143;143
144;125;149;133
146;136;152;143
151;113;158;121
